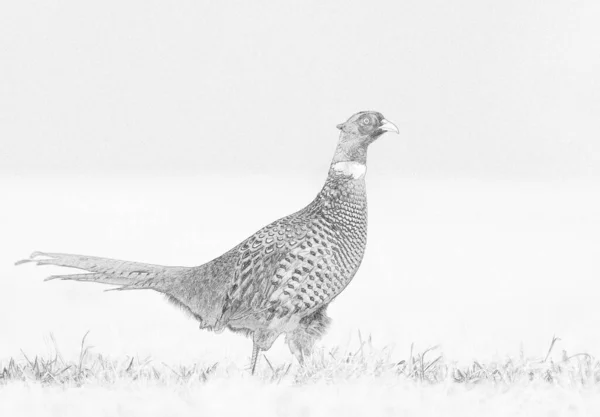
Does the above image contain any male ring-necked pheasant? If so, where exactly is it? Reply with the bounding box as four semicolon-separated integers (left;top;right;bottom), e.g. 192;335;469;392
17;111;398;373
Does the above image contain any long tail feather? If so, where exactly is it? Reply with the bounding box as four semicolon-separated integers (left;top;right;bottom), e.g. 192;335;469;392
16;251;188;291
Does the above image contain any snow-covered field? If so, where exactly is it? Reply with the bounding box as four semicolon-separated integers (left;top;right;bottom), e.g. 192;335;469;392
1;333;599;417
1;175;599;415
2;379;599;417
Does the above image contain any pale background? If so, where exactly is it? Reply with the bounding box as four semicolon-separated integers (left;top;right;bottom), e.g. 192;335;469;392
1;0;599;369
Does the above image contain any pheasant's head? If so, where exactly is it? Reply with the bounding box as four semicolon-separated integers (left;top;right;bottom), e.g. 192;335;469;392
337;111;398;139
332;111;398;165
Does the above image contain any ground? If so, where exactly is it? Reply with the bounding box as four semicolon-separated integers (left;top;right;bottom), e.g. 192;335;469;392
1;335;599;416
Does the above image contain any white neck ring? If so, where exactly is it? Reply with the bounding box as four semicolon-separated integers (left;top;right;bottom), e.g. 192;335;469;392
332;161;367;179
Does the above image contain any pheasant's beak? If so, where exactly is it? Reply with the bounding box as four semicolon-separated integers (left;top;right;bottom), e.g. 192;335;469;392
380;119;399;134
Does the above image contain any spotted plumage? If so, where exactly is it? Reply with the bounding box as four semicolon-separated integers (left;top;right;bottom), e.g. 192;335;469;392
16;110;399;374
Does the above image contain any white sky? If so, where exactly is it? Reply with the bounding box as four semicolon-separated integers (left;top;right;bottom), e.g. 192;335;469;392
1;0;599;179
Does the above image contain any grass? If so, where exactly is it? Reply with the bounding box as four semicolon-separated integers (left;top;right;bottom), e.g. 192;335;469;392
1;333;598;388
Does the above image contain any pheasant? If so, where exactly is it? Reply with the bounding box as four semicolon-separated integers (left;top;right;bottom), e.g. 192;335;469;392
16;111;398;373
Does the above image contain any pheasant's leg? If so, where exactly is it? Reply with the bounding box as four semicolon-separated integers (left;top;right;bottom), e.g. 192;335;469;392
250;329;280;375
250;341;260;375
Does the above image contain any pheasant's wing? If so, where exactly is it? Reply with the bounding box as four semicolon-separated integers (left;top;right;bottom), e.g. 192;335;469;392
263;241;343;319
219;215;305;322
222;215;349;323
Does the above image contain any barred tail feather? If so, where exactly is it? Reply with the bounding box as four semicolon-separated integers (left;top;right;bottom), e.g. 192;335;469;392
16;251;188;291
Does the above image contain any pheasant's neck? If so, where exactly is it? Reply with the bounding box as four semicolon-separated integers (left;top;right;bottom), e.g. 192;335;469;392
311;138;370;227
